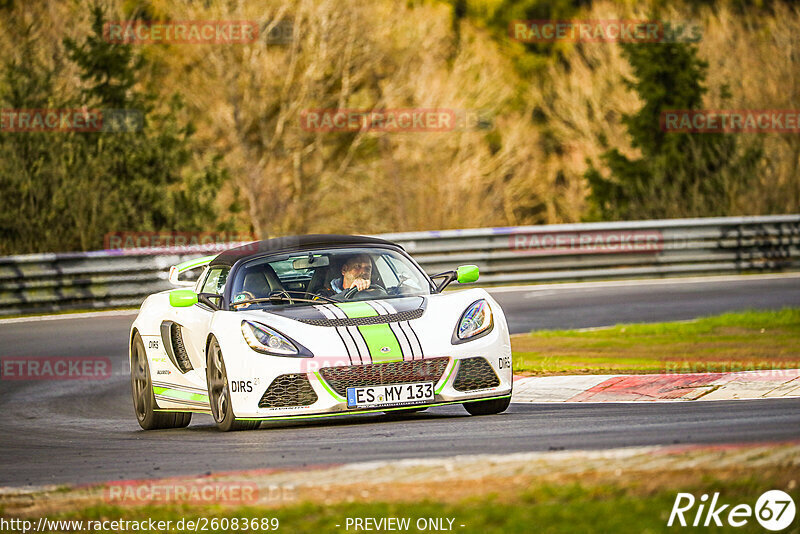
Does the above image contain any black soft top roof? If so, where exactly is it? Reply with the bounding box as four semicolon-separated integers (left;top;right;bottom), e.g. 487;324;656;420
209;234;402;267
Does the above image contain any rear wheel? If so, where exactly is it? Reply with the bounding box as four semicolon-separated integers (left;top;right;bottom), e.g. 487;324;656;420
130;332;191;430
206;336;260;432
463;396;511;416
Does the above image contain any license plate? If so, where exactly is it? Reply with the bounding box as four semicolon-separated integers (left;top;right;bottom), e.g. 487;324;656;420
346;382;434;409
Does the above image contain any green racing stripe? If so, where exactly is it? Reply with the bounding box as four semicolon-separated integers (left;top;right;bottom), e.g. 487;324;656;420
335;302;403;363
435;359;457;394
314;371;345;402
153;386;208;403
334;301;378;318
173;255;216;273
155;395;514;420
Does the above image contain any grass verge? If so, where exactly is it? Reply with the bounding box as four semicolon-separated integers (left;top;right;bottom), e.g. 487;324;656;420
5;444;798;533
512;308;800;375
30;473;798;533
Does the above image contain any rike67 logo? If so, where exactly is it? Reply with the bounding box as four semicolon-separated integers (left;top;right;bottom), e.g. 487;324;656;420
668;490;796;531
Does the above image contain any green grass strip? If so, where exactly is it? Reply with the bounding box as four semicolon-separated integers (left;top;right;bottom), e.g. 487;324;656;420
56;473;787;533
512;308;800;375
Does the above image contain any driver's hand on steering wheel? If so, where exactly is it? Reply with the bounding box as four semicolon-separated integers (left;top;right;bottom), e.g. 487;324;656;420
350;278;371;291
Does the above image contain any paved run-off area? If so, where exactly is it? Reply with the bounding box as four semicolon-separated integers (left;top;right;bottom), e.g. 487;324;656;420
1;275;798;488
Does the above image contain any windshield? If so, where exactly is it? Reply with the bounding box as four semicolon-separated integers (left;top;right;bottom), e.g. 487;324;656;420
228;247;432;309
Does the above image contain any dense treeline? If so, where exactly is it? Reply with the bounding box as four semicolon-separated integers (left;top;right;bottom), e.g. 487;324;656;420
0;0;797;254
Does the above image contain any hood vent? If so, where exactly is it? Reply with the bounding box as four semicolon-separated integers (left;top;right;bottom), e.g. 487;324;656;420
296;308;424;327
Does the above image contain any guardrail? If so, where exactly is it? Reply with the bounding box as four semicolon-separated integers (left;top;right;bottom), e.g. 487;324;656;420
1;215;798;316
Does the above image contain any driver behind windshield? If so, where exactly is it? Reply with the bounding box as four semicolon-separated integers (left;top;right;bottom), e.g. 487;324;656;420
318;254;372;297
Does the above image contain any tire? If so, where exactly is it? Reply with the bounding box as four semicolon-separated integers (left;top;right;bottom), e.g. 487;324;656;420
206;336;260;432
130;332;192;430
463;396;511;416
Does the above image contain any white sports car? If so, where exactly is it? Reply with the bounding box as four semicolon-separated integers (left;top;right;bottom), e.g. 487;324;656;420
129;235;512;431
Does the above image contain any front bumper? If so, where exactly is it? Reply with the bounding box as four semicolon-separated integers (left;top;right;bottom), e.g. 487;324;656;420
221;323;513;419
233;356;512;420
236;393;513;422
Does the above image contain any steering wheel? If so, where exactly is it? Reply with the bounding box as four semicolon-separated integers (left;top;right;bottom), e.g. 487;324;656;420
343;283;387;300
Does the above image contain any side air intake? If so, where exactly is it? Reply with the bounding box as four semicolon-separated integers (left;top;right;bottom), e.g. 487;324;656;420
258;374;318;408
160;321;194;373
452;357;500;392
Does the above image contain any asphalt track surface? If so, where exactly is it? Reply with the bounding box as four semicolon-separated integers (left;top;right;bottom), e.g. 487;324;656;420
0;275;798;487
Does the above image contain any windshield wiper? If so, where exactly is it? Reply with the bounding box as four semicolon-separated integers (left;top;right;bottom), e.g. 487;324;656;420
232;290;338;307
276;290;339;304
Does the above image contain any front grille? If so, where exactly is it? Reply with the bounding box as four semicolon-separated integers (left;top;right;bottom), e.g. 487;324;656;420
319;357;449;397
258;374;318;408
452;357;500;392
297;308;424;327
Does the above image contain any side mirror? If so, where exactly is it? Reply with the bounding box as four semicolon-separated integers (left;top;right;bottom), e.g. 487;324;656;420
169;289;198;308
456;265;479;284
431;265;480;292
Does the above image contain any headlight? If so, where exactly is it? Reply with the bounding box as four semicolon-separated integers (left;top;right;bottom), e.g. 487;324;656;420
452;299;493;343
241;321;312;357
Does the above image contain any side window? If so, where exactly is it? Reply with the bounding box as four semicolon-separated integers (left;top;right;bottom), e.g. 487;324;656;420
201;268;229;294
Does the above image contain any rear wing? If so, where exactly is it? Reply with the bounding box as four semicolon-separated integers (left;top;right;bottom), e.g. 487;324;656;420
168;255;217;287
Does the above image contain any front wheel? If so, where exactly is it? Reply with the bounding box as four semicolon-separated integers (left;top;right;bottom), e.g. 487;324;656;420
130;332;191;430
206;336;260;432
463;396;511;416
